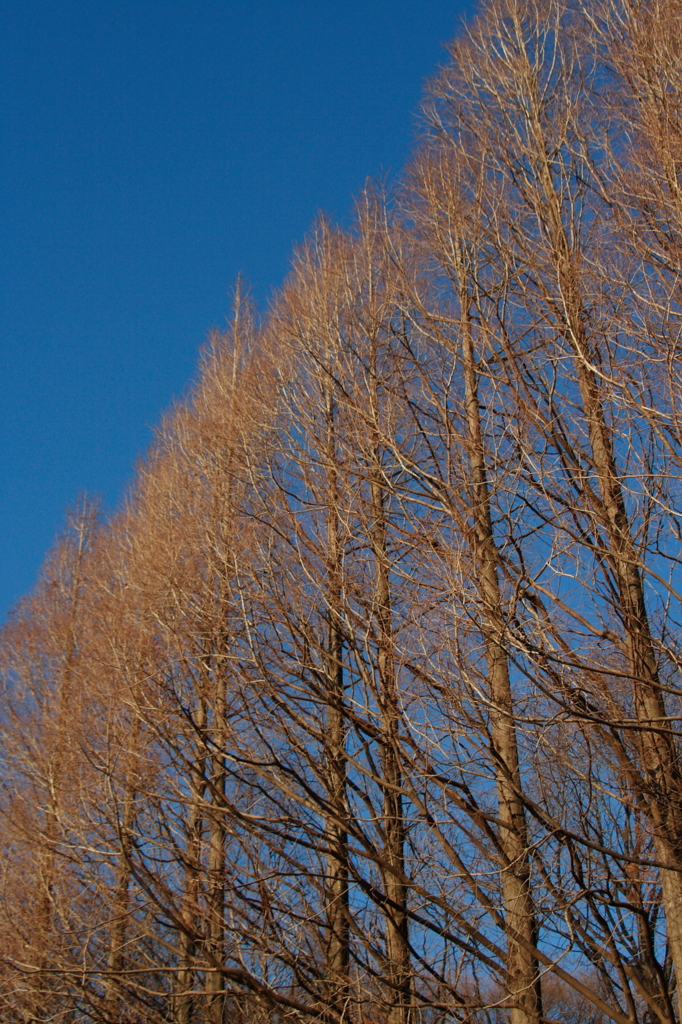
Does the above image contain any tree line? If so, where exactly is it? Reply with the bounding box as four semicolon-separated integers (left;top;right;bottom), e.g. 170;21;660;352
3;0;682;1020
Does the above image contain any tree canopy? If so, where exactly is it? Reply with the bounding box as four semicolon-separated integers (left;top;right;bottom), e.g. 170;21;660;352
3;1;682;1021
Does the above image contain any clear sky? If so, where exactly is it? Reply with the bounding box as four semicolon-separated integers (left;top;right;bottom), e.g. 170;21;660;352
1;0;470;621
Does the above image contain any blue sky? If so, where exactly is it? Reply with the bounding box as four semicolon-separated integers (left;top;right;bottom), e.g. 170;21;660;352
1;0;470;620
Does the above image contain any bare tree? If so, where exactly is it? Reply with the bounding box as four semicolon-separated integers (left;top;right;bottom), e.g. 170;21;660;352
6;3;682;1022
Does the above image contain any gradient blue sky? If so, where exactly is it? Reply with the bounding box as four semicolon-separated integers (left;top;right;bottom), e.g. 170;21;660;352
1;0;470;621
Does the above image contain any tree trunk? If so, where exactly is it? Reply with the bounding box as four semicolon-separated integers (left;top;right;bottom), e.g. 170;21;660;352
324;379;351;1023
30;504;93;1022
540;149;682;988
176;700;207;1024
368;344;412;1024
205;664;227;1024
459;269;542;1024
105;735;138;1022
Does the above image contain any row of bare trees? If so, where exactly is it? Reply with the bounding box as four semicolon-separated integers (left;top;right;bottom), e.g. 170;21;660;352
3;0;682;1020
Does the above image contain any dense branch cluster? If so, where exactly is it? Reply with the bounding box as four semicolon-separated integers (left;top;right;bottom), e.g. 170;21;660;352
4;0;682;1020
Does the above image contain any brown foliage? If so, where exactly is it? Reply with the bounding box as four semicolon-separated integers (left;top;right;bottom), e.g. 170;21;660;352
3;2;682;1022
